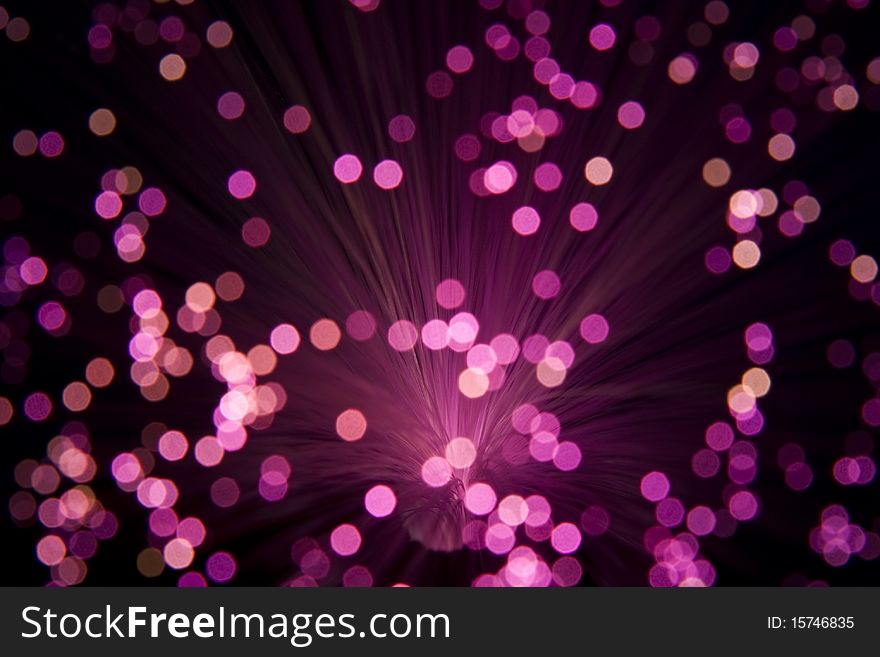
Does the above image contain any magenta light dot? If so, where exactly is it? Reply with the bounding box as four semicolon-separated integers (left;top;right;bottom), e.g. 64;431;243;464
9;492;36;524
687;506;717;536
242;217;270;247
640;471;670;502
553;441;582;471
13;129;38;157
774;27;798;51
330;524;361;556
490;334;519;364
217;91;245;120
705;246;732;274
149;508;179;537
259;478;288;503
158;430;188;461
210;477;240;508
524;494;551;528
93;511;118;540
833;457;860;485
335;409;367;441
24;392;52;421
656;497;685;527
549;73;575;99
827;340;855;368
177;517;206;547
498;495;529;526
465;482;497;515
178;572;207;588
579;313;609;344
778;210;804;237
635;15;662;41
729;490;759;520
422;319;449;350
227;170;256;199
467;344;497;373
522;334;550;363
343;565;373;588
425;70;454;98
526;10;551;36
856;457;876;485
532;410;564;435
69;531;98;559
745;323;773;351
617;101;646;129
552;556;582;586
37;535;66;566
531;270;561;299
300;549;330;579
485;23;510;49
206;551;236;583
138;187;166;216
111;453;141;484
333;154;363;183
486;523;516;555
346;310;376;341
39;131;64;157
261;454;292;479
496;38;522;63
581;506;610;536
163;539;194;570
829;239;856;267
551;522;582;554
589;23;616;51
534;162;562;191
364;484;396;518
446;436;478;469
421;456;452;487
95;191;123;219
283;105;311;134
436;278;466;309
159;16;185;42
387;319;418;351
505;546;539;585
291;539;320;566
530;432;558;462
862;399;880;426
454;134;481;161
785;462;813;491
512;206;540;235
373;159;403;189
534;108;561;136
19;256;47;285
448;312;479;345
770;108;796;134
507;110;534;137
350;0;380;12
469;168;490;196
692;448;721;478
725;117;751;143
388;115;415;142
485;161;517;194
570;202;598;232
512;406;539;435
705;421;734;451
778;443;806;469
270;323;300;354
88;23;112;48
446;45;474;74
571;81;600;109
38;301;67;331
